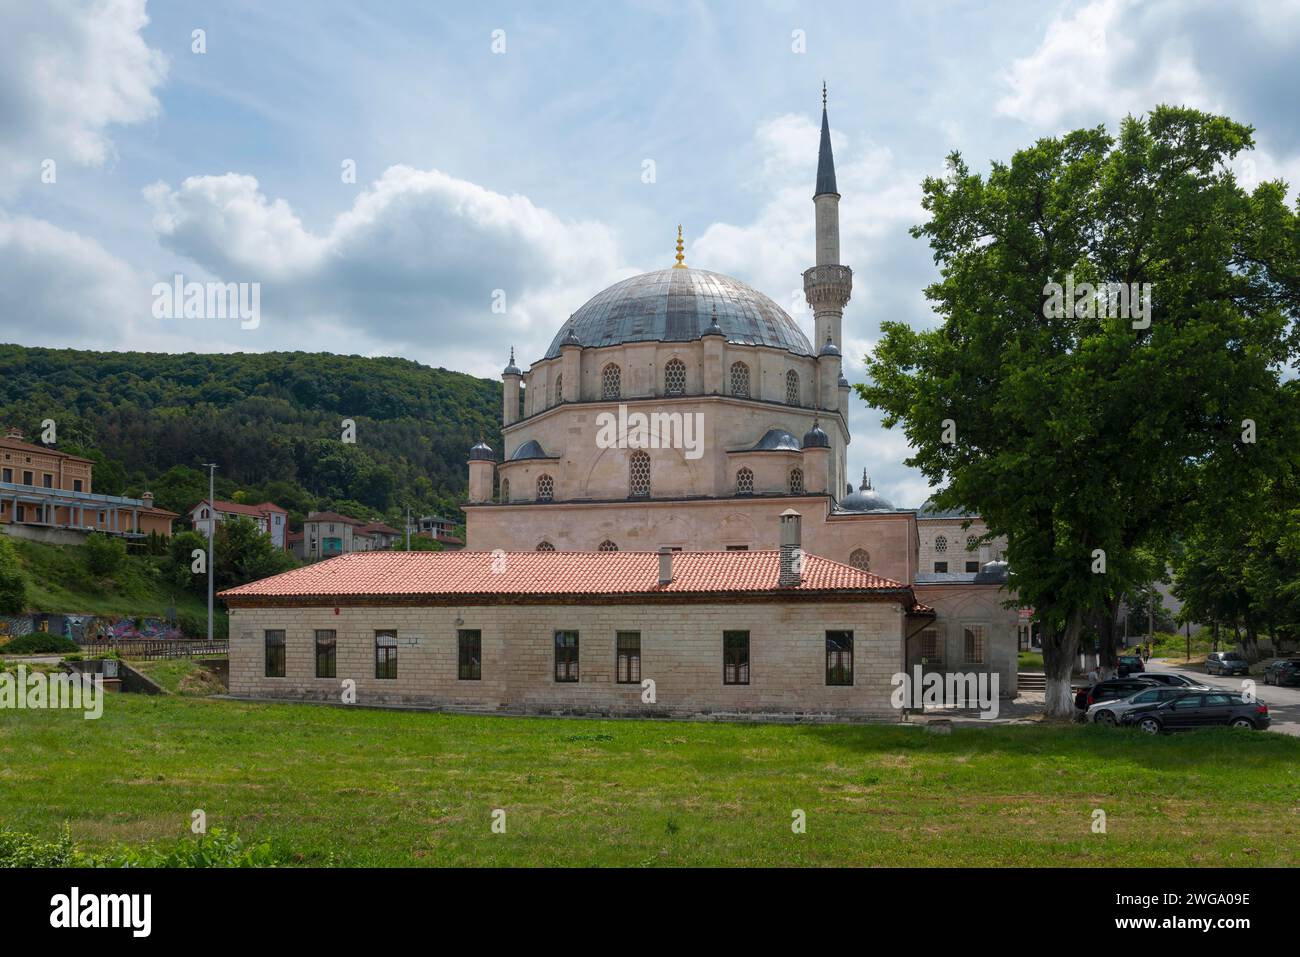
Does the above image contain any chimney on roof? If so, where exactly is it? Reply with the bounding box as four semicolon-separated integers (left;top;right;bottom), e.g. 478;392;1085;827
658;547;673;586
779;508;803;586
4;425;22;440
141;492;154;508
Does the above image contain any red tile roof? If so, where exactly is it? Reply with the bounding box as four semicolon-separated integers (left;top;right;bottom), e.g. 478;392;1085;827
193;499;279;519
0;436;94;463
305;511;364;525
219;549;919;605
357;521;401;535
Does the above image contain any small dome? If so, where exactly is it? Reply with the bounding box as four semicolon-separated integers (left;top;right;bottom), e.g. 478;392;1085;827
468;440;495;461
974;560;1009;584
750;428;802;452
839;469;894;512
801;420;830;449
838;372;849;389
509;439;551;461
503;347;522;376
819;335;840;357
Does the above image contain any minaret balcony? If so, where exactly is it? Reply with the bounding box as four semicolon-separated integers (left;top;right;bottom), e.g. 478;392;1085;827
803;264;853;309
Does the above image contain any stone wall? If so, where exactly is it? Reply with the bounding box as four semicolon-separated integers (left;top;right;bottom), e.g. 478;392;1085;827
228;599;907;720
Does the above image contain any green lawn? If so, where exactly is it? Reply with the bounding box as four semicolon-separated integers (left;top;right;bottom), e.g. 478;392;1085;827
1;695;1297;866
129;658;226;695
1018;651;1044;671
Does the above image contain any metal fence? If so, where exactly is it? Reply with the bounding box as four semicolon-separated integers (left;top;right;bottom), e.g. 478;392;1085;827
77;638;229;659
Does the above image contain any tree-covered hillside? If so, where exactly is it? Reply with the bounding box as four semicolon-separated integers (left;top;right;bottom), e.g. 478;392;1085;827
0;345;502;530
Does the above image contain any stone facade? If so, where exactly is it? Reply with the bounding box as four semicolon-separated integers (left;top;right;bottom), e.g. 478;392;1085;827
227;598;907;719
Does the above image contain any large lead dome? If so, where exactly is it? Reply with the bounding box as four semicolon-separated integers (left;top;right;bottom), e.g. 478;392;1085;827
544;268;814;360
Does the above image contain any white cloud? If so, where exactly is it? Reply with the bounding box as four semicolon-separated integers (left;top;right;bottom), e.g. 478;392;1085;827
142;165;632;373
0;0;167;191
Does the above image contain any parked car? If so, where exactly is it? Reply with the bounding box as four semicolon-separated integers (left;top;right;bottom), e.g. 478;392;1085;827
1117;654;1145;676
1137;672;1210;689
1120;691;1270;733
1088;686;1197;725
1263;658;1300;687
1205;651;1250;676
1074;677;1160;713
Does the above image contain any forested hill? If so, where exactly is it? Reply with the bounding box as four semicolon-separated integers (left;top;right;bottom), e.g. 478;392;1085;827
0;345;502;529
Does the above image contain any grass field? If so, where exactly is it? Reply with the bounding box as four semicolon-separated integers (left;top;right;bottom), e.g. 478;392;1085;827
2;695;1297;866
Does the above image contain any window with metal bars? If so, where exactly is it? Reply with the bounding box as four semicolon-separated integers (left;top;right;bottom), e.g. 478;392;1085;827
314;629;336;678
616;631;641;684
554;630;579;682
458;629;482;680
375;630;397;679
601;364;621;399
935;535;948;553
629;451;650;497
598;540;618;551
826;630;853;685
920;627;942;663
723;631;749;685
729;361;750;397
789;468;804;494
735;467;753;495
964;625;987;664
553;373;563;405
664;358;686;396
264;630;285;678
786;369;799;404
536;474;554;502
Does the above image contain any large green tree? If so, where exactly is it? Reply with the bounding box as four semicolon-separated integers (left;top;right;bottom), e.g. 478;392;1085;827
861;107;1300;715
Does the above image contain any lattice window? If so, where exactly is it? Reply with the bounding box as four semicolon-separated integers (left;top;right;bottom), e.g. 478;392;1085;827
736;467;754;495
500;478;509;502
536;541;555;551
786;369;799;405
597;540;618;552
789;468;804;495
849;548;870;571
553;373;563;405
601;363;621;399
536;474;554;502
935;535;948;553
967;534;978;551
730;361;750;397
664;358;686;396
629;451;650;498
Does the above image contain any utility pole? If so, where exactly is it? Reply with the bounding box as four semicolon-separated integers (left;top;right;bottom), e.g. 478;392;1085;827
202;463;217;642
405;507;411;551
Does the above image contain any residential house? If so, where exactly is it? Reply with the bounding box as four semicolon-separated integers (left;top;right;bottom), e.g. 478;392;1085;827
189;499;289;549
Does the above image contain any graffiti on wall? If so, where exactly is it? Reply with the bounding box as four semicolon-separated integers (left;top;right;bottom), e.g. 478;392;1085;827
0;613;183;646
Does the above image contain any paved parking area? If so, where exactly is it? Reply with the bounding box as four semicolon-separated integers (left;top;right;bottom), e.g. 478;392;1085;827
1145;659;1300;736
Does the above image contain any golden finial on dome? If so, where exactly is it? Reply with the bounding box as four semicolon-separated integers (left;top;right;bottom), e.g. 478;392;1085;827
673;224;687;269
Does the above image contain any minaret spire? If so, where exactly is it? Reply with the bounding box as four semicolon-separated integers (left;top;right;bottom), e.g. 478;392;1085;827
815;85;838;198
672;224;687;269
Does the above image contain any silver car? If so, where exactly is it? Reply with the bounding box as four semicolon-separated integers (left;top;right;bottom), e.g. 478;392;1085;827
1088;685;1205;724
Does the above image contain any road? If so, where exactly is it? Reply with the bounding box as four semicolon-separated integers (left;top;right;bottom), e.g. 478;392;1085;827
1147;659;1300;737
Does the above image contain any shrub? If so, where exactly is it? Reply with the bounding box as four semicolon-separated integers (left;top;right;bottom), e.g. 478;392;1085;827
0;536;26;615
0;826;280;868
83;532;127;578
0;826;80;867
0;633;80;655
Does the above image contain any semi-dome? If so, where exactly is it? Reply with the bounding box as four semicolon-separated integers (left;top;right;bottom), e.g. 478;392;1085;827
509;439;553;461
544;268;814;360
838;470;894;512
749;428;803;452
801;420;830;449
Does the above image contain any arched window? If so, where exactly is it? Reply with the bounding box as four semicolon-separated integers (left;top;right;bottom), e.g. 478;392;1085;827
785;369;800;405
849;548;870;571
789;468;804;495
966;534;978;551
664;358;686;396
935;535;948;553
730;361;750;398
735;467;754;495
536;541;555;551
629;451;650;498
536;474;554;502
553;373;563;405
597;540;619;552
500;478;510;502
601;363;621;400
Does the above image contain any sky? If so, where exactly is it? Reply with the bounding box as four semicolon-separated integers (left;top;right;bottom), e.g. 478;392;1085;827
1;0;1298;507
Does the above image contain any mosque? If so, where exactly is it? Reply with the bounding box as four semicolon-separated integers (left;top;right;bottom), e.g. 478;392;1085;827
221;93;1021;716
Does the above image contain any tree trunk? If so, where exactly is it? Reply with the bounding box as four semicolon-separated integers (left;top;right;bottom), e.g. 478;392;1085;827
1242;613;1260;663
1095;598;1120;680
1043;608;1083;719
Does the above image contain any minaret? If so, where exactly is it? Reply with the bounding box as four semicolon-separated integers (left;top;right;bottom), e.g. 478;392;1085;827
502;347;522;426
803;83;852;355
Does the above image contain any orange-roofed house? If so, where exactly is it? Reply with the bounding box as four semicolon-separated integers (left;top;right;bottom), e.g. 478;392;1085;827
219;509;935;720
189;499;289;550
